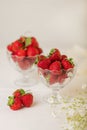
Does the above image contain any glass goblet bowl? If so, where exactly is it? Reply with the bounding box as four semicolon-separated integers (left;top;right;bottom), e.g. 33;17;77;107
7;51;38;87
38;66;76;104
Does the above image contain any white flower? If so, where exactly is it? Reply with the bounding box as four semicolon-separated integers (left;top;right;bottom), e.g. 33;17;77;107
61;91;87;130
67;109;75;116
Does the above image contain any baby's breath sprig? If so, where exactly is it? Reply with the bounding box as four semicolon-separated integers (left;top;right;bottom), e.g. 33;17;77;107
62;91;87;130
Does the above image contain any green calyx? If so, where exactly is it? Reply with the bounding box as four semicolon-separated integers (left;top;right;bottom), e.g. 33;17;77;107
25;37;32;47
8;96;14;106
68;58;74;65
49;48;55;56
20;89;25;95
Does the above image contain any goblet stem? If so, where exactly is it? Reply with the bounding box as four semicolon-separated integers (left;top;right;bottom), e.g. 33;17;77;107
47;88;60;105
15;69;39;87
21;73;29;83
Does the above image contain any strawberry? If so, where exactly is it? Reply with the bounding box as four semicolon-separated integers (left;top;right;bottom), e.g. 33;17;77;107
57;72;68;84
16;49;27;57
61;54;67;60
47;74;58;85
37;47;43;54
11;49;27;63
8;96;23;110
49;48;62;62
21;93;33;107
38;58;51;69
35;55;46;64
62;58;74;70
30;37;39;48
38;55;46;61
7;44;13;52
12;40;23;53
11;53;18;62
19;36;26;43
27;46;39;56
49;61;62;71
18;58;32;70
13;89;25;98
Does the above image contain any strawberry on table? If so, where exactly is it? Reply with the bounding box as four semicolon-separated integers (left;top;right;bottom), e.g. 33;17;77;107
7;88;34;110
21;93;33;107
13;88;25;98
8;96;23;110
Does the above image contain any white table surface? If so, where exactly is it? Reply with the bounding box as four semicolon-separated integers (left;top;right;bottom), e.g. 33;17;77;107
0;46;87;130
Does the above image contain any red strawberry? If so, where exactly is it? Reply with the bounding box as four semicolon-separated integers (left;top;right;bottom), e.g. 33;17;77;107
62;58;74;70
21;93;33;107
38;55;46;62
16;49;27;57
30;37;39;48
38;58;51;69
27;46;39;56
18;58;32;70
11;49;27;63
8;96;23;110
61;54;67;60
11;53;18;62
35;55;46;64
49;61;62;71
49;48;62;62
37;47;43;54
19;36;26;43
12;40;23;53
57;72;68;84
13;89;25;98
7;44;13;52
47;74;58;85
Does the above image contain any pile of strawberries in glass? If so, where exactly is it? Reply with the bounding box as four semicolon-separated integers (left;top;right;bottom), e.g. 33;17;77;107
37;48;75;86
7;36;43;71
7;36;75;86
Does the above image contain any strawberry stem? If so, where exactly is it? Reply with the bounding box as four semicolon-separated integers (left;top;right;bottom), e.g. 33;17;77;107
8;96;14;106
68;58;74;65
49;48;55;56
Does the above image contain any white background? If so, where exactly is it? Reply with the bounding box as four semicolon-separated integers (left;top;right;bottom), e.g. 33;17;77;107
0;0;87;50
0;1;87;129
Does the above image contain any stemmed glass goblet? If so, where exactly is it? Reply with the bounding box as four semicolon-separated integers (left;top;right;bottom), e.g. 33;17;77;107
38;66;76;104
7;34;43;87
7;51;38;86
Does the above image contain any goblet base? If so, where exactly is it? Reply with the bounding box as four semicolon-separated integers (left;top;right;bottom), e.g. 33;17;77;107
43;88;70;105
44;93;63;105
14;66;39;87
